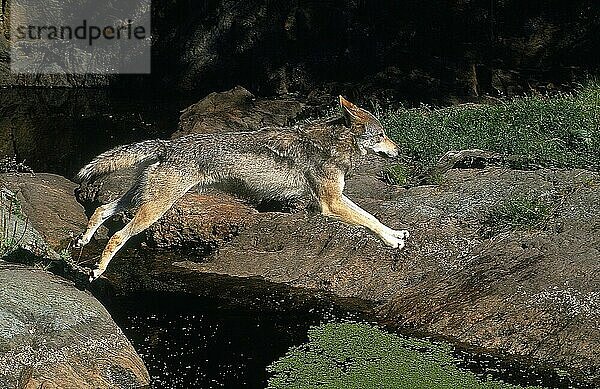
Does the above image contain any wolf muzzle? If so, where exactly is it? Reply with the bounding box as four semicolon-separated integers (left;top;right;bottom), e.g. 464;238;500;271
376;137;399;158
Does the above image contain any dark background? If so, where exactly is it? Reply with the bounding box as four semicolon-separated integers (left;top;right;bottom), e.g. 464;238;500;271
1;0;598;102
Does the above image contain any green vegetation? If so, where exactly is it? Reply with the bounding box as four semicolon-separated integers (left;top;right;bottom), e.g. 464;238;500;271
482;194;552;237
267;323;541;389
59;248;73;262
382;82;600;180
0;189;26;257
381;163;411;186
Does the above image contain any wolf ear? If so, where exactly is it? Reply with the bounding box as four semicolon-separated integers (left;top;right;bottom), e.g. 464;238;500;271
339;96;361;121
339;96;373;126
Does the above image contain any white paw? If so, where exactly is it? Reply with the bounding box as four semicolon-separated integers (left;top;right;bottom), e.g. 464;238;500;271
381;234;406;250
391;229;410;240
89;268;104;283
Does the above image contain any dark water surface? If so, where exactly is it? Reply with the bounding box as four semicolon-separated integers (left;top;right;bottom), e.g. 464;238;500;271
102;290;592;389
102;291;359;389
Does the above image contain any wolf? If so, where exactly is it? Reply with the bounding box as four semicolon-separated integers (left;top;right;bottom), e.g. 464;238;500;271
75;96;409;282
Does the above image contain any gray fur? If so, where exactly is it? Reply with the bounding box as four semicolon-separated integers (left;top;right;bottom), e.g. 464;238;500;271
76;139;168;182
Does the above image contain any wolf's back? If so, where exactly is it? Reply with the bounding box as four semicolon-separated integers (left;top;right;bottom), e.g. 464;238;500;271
76;139;167;182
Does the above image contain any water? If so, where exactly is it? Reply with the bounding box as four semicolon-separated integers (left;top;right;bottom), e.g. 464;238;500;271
101;290;592;389
453;348;594;389
102;291;358;389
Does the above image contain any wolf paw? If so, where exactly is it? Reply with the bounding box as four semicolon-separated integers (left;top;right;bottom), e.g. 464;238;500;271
381;234;406;250
391;229;410;240
88;268;104;283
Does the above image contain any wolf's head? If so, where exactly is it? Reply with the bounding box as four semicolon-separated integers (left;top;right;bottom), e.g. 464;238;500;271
339;96;399;158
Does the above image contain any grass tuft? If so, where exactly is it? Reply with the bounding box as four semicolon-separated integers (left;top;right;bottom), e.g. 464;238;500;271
381;164;411;186
482;194;552;237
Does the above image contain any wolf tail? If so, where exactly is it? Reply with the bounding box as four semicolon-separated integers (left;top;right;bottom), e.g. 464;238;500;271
76;139;167;182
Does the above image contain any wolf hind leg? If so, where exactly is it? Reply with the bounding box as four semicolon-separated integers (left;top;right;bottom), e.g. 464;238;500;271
74;199;125;248
89;193;192;281
88;202;167;281
89;166;200;281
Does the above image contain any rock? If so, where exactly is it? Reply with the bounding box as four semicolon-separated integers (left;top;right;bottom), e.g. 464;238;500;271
91;166;600;385
146;193;259;253
0;261;150;388
0;173;87;250
0;1;128;87
0;186;60;261
0;175;97;285
175;86;306;137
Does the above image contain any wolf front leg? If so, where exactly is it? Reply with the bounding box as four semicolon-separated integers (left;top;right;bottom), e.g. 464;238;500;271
319;181;409;248
340;195;409;247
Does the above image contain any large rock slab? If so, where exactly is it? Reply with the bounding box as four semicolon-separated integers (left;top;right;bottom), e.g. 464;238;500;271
88;166;600;385
0;261;149;388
